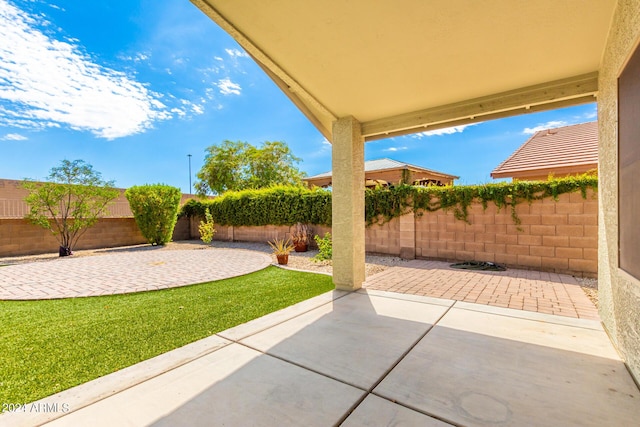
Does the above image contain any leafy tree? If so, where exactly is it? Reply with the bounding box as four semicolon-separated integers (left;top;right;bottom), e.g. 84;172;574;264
125;184;181;246
195;140;305;195
23;160;119;257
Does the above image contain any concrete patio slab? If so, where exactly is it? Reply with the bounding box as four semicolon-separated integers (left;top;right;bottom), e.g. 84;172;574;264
374;304;639;426
2;290;638;427
44;343;365;427
218;290;350;341
240;292;452;389
342;394;453;426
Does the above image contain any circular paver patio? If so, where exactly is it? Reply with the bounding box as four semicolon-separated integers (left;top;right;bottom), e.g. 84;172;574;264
0;248;272;300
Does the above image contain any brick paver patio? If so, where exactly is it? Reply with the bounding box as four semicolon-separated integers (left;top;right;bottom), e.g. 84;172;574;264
0;248;271;300
0;245;598;321
364;259;599;320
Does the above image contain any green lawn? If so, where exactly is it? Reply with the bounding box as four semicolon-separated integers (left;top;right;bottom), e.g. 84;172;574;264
0;266;333;403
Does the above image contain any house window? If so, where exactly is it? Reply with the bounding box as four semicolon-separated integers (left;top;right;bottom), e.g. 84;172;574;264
618;42;640;280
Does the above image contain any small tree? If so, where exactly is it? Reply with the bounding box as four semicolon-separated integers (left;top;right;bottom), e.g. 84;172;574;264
125;184;181;246
23;160;119;257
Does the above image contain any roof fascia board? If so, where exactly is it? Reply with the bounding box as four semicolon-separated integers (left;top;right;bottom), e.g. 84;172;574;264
362;73;598;141
191;0;337;135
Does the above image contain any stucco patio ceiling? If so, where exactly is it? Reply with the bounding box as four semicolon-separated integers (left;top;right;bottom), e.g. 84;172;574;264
191;0;615;141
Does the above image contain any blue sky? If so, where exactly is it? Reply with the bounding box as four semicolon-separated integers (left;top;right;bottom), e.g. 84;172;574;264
0;0;598;192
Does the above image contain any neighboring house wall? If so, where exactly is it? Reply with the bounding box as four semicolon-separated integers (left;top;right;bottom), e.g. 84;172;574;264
597;0;640;383
0;179;134;218
307;169;455;187
194;189;598;277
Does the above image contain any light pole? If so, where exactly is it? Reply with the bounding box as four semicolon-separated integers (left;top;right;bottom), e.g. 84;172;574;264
187;154;192;195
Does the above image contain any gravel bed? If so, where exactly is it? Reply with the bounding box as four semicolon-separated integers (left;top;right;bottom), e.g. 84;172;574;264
204;240;408;277
576;277;599;307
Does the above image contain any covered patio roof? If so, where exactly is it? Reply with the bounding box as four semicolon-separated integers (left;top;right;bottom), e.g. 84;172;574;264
190;0;618;292
192;0;614;140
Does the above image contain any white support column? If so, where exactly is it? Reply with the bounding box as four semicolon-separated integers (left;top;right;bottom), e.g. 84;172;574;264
331;116;365;290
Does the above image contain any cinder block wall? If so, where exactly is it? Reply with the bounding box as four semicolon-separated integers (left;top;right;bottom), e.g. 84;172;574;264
0;217;191;257
412;190;597;276
3;186;597;277
191;189;597;277
199;221;331;249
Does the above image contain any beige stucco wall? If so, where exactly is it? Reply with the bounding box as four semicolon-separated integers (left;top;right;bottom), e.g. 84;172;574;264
598;0;640;382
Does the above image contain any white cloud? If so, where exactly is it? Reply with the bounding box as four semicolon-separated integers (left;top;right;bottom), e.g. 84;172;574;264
225;48;248;58
170;107;186;117
522;120;568;135
216;78;241;96
0;0;171;139
1;132;27;140
119;52;150;63
384;146;408;152
306;138;331;159
411;124;475;138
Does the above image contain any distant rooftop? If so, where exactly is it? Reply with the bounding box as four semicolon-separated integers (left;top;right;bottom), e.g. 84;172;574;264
491;121;598;179
306;158;459;180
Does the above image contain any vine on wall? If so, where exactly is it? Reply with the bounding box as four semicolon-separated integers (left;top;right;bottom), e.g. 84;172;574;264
365;171;597;225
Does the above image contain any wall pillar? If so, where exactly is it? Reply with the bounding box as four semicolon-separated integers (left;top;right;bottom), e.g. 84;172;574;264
332;116;365;290
399;212;416;259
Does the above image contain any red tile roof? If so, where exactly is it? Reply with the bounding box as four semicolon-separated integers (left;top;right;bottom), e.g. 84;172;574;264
491;121;598;179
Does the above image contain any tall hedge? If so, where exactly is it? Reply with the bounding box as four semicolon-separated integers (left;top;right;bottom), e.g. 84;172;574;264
181;186;331;226
126;184;182;245
179;173;597;227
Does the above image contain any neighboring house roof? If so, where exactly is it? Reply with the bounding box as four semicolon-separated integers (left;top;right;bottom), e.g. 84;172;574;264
491;121;598;179
305;158;459;182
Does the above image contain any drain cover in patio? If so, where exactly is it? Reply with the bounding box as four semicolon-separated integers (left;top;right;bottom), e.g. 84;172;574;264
450;261;507;271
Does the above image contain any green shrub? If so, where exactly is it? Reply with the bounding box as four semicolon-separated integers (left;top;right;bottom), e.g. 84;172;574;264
313;232;332;261
126;184;181;245
179;185;332;226
198;208;216;244
178;173;597;229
